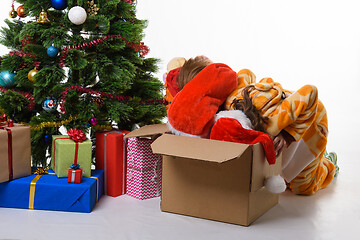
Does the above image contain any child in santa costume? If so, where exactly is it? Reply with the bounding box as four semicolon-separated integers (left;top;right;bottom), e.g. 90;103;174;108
165;57;338;195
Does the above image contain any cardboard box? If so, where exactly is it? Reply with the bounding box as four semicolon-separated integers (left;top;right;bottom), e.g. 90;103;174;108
0;124;31;183
95;130;129;197
126;124;282;226
51;135;92;178
0;169;103;213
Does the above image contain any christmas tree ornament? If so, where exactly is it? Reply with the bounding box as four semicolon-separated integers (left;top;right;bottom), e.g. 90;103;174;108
27;68;38;82
51;0;68;10
16;5;26;18
93;96;104;107
87;0;100;16
44;134;51;143
9;0;17;18
47;46;59;57
9;8;17;18
42;97;57;112
68;6;87;25
90;117;97;126
37;9;51;24
0;70;16;87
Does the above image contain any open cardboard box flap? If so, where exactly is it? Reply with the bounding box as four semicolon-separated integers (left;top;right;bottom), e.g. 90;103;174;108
151;134;251;163
125;123;282;192
152;133;282;192
124;123;169;139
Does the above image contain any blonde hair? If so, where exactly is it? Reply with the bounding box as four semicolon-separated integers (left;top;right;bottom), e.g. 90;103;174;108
177;56;213;90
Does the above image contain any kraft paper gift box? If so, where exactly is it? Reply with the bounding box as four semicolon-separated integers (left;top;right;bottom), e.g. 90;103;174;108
127;124;282;226
0;123;31;183
51;135;92;178
124;135;163;200
95;130;129;197
0;169;103;213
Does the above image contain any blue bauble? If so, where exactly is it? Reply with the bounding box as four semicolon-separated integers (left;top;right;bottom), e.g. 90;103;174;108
47;46;59;57
0;71;16;87
42;97;57;112
44;134;51;143
51;0;68;10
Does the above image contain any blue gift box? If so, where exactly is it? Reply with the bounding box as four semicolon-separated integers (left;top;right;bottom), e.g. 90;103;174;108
0;169;103;213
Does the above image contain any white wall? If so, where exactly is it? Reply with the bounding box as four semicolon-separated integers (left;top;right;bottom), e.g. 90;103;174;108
1;0;359;153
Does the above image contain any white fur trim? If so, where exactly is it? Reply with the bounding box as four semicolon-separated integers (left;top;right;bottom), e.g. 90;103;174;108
166;122;202;138
214;110;254;130
264;175;286;194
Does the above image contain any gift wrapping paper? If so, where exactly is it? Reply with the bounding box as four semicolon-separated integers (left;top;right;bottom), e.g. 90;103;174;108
95;130;129;197
126;137;162;200
68;168;83;183
0;169;103;213
0;124;31;183
126;165;162;200
51;135;92;178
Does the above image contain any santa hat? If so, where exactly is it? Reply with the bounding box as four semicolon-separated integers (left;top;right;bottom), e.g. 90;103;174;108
211;110;276;165
211;110;286;194
166;67;181;99
167;63;238;138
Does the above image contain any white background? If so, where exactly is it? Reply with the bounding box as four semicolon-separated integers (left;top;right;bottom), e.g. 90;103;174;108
1;1;360;239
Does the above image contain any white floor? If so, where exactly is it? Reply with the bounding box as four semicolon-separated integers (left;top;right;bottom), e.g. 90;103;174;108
0;142;359;240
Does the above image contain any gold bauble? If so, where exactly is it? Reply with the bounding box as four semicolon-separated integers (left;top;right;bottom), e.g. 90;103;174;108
16;5;26;18
9;9;17;18
28;68;38;82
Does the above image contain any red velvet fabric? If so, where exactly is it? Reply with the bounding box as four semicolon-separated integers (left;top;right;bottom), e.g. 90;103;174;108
167;63;237;137
210;118;276;165
166;68;181;98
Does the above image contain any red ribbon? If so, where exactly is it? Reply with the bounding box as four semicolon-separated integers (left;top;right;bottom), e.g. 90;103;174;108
0;126;13;181
0;114;14;127
0;114;6;122
67;128;86;143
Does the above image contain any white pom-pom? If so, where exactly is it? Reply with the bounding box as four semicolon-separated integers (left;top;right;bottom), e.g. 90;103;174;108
264;175;286;194
68;6;87;25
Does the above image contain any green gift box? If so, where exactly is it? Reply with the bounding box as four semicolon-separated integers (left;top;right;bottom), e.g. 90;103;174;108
51;135;92;178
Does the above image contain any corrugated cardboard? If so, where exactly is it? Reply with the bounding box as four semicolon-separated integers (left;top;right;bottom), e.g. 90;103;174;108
127;124;282;226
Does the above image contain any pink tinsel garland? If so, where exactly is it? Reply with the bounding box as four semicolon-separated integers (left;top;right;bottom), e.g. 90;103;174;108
59;85;166;114
0;87;35;111
59;35;150;67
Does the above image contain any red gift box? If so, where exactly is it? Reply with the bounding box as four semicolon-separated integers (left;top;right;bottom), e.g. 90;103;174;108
68;167;83;183
95;130;129;197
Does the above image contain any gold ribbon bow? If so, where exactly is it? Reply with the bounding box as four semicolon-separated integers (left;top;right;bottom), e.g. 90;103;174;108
29;168;55;209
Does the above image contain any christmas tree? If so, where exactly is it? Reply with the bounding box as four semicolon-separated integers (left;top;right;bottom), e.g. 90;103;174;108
0;0;166;167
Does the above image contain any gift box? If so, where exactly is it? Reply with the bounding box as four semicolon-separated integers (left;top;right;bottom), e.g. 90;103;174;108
68;166;83;183
51;135;92;178
0;169;103;213
125;137;162;200
126;164;162;200
0;123;31;183
95;130;129;197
